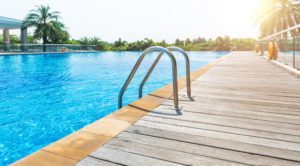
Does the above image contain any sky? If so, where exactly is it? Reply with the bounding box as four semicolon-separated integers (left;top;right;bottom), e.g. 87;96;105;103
0;0;261;43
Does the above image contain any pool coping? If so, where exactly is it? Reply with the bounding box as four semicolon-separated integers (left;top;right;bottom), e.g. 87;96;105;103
11;53;229;166
0;51;98;56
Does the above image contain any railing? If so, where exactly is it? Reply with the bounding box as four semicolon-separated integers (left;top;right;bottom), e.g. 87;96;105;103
119;46;193;110
0;44;96;52
257;24;300;70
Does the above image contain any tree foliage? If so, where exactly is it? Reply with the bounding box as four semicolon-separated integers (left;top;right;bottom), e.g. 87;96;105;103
0;35;21;44
48;21;70;44
74;36;255;51
1;33;255;51
23;5;69;49
214;36;233;51
254;0;300;38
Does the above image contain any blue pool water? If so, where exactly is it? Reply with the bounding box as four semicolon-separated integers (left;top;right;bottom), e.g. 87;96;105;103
281;51;300;55
0;51;228;165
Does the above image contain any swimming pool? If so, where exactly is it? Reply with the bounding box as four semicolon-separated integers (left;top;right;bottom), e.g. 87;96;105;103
280;51;300;55
0;51;228;165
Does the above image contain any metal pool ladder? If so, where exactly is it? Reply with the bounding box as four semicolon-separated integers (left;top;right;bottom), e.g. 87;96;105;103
118;46;191;109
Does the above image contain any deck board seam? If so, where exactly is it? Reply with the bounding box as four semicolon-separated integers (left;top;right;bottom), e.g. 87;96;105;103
153;108;300;126
109;137;253;166
123;129;300;163
138;118;300;144
93;146;189;166
160;103;300;117
145;114;300;137
86;156;126;166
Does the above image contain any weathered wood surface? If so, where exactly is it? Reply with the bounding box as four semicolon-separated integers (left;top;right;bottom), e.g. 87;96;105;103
77;52;300;166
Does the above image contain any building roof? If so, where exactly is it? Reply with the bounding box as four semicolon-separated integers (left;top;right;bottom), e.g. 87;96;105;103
0;16;26;29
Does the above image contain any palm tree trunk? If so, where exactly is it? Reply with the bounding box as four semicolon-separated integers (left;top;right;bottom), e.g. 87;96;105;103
288;15;297;36
283;20;288;38
294;14;300;34
282;0;288;38
42;20;47;52
43;32;47;52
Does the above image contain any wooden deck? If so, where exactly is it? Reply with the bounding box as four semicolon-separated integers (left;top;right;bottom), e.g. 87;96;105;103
77;52;300;166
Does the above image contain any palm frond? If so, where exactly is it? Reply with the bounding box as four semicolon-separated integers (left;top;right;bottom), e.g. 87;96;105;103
23;5;68;44
255;0;298;37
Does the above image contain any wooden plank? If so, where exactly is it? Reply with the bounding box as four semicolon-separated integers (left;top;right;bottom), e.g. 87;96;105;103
125;125;300;162
193;78;300;87
164;97;300;119
89;147;184;166
147;107;300;136
170;95;300;116
193;80;300;87
134;119;300;151
192;94;300;110
76;157;121;166
187;87;300;103
141;115;300;144
117;131;299;166
196;75;300;82
159;102;300;125
186;83;300;98
104;137;245;166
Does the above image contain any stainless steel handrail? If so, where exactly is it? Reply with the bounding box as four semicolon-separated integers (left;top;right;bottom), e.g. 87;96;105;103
260;24;300;41
118;46;179;109
138;47;191;99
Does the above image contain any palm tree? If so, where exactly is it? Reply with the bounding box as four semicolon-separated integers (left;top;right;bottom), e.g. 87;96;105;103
114;38;127;47
23;5;61;51
89;37;106;50
291;1;300;32
90;37;101;45
79;37;90;45
49;21;70;44
254;0;300;38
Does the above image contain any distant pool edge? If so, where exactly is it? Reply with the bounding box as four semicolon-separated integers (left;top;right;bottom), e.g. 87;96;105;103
0;51;99;56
